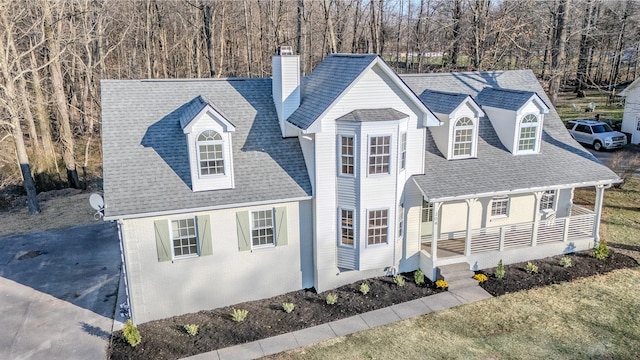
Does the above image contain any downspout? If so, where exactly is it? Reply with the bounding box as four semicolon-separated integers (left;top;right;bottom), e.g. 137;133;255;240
116;219;133;322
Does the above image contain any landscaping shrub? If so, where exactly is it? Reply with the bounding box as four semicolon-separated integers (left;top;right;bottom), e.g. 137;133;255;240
525;261;539;274
473;273;488;283
414;268;425;285
559;256;572;268
593;240;609;260
123;320;141;347
231;308;248;322
183;324;199;336
359;282;370;295
282;302;295;313
394;275;406;287
435;279;448;289
325;293;338;305
495;260;506;279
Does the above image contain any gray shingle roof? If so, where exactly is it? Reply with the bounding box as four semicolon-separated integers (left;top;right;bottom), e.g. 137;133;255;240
336;108;408;122
101;78;312;219
286;54;378;129
418;90;470;115
178;95;233;130
475;87;548;111
401;70;619;201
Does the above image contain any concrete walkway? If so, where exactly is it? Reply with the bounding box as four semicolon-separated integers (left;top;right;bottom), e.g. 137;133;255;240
185;286;493;360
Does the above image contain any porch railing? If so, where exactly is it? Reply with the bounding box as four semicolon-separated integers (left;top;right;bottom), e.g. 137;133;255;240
424;205;595;256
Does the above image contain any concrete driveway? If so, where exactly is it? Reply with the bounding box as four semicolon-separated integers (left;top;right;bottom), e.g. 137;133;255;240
0;222;120;360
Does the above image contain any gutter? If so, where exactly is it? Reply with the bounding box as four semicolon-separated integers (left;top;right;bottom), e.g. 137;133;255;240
104;195;313;221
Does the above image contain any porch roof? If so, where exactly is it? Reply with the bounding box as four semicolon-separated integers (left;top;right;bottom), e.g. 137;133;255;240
402;70;621;202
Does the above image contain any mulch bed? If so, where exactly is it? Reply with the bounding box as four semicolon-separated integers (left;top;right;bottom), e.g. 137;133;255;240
109;271;442;360
109;249;639;360
478;250;639;296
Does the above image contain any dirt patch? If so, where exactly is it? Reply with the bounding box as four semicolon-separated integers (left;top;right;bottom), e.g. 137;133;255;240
478;251;639;296
108;272;442;360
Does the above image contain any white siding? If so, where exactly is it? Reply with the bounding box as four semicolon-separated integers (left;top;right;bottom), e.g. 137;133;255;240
122;199;312;323
298;134;316;194
429;114;450;158
398;180;423;273
556;188;573;218
272;55;300;137
484;106;517;153
622;86;640;144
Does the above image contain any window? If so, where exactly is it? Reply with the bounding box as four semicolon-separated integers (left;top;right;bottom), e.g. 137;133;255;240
400;132;407;170
368;136;390;174
575;124;591;134
637;118;640;131
398;205;404;238
422;200;433;222
340;136;355;175
540;190;556;211
453;117;474;157
367;209;388;245
197;130;224;175
340;209;354;246
491;196;509;217
251;210;274;247
518;114;538;151
171;218;198;257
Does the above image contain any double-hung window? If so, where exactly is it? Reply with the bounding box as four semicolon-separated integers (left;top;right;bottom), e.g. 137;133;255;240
340;136;355;175
453;117;474;158
368;136;390;174
367;209;388;245
171;218;198;257
518;114;538;152
540;190;556;211
491;196;509;217
251;210;274;247
197;130;225;175
422;200;433;222
340;209;354;246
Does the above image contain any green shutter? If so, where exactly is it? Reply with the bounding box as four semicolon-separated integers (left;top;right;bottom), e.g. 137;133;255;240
236;211;251;251
154;219;171;262
197;215;213;256
275;207;288;246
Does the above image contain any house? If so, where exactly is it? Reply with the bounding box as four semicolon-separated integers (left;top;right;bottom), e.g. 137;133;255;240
102;50;620;324
620;77;640;144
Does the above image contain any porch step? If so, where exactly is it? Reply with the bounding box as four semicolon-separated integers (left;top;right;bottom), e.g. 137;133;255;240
437;262;478;290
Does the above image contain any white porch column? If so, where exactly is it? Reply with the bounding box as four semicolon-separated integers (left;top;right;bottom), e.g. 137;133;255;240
465;198;476;256
531;191;543;247
432;202;442;262
593;184;606;244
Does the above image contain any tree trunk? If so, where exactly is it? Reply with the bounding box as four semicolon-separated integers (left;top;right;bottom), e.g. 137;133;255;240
576;0;595;90
451;0;462;67
548;0;570;106
43;0;81;188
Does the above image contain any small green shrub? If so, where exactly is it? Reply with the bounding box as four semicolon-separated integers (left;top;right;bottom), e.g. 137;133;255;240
495;260;506;280
435;279;448;289
184;324;199;336
593;240;609;260
123;320;141;347
525;261;538;274
473;273;488;283
231;308;248;322
559;256;572;268
282;302;295;313
394;275;406;287
359;282;370;295
326;293;338;305
414;268;425;285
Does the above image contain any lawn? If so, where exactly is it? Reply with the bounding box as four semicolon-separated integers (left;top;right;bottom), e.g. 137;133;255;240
555;89;624;122
268;178;640;360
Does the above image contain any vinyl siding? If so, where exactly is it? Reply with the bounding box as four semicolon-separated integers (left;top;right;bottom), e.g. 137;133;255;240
622;87;640;144
484;106;517;153
121;199;311;323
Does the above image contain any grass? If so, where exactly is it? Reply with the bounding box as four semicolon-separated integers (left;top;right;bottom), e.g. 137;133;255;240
269;179;640;360
555;89;624;122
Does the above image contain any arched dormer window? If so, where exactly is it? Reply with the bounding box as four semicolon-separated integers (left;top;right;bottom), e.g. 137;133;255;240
197;130;225;175
453;117;474;158
518;114;538;152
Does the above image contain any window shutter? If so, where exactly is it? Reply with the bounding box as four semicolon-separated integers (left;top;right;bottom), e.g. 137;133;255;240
154;220;171;262
275;207;288;246
236;211;251;251
197;215;213;256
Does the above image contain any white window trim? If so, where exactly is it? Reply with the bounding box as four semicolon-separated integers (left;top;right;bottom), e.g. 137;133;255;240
399;132;407;171
250;209;276;249
367;134;392;176
169;217;200;259
338;135;356;177
451;117;475;159
539;190;557;211
338;208;356;248
490;196;510;218
196;130;226;178
366;208;389;246
422;199;433;223
515;113;540;154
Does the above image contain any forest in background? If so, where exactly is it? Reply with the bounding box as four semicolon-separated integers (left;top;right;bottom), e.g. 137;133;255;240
0;0;639;214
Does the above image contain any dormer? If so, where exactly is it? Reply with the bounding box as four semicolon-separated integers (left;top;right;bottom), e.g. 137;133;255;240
475;88;550;155
179;96;236;192
419;90;484;160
